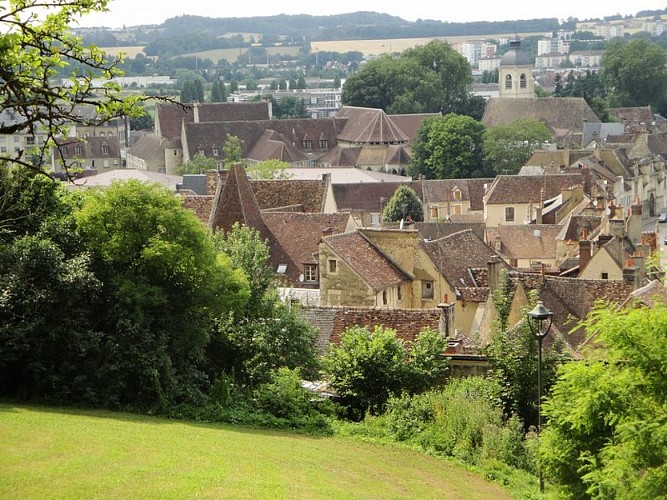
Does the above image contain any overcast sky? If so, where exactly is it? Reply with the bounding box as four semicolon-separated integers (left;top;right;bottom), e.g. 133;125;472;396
76;1;667;28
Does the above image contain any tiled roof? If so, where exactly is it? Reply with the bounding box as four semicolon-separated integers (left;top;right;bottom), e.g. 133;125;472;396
184;118;344;161
623;279;667;308
484;174;584;205
609;106;654;126
251;178;327;213
263;212;353;285
299;306;441;349
56;136;121;159
511;271;635;352
323;231;410;292
413;222;486;241
557;215;602;242
336;106;409;144
283;167;408;183
155;102;271;140
333;182;413;212
388;113;440;141
69;169;182;189
423;229;503;292
486;225;561;261
126;134;180;164
482;97;600;135
246;129;308;163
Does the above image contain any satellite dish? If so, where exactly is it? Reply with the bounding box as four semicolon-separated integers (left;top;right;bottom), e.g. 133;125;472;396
298;274;304;282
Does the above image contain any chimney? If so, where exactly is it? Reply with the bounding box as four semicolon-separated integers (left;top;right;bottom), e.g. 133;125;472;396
487;255;502;294
494;234;502;252
632;251;646;284
623;260;641;289
322;227;335;238
193;101;200;123
438;301;455;338
609;218;625;238
626;198;643;244
579;239;592;271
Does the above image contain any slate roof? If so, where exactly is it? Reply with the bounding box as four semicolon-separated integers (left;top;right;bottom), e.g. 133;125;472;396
582;122;625;147
322;231;411;292
482;97;600;136
484;174;584;205
335;106;409;144
486;225;561;261
422;229;503;295
333;182;412;212
500;38;532;66
155;102;271;140
263;212;353;286
246;129;308;163
524;149;591;168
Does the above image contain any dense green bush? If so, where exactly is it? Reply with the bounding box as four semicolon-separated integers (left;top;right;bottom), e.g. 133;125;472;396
342;377;533;471
323;326;447;420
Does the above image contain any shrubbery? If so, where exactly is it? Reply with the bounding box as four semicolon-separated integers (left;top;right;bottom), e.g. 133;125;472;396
339;376;535;471
323;325;447;419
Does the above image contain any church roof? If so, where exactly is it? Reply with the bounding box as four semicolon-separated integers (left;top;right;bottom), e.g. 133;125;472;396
500;38;532;66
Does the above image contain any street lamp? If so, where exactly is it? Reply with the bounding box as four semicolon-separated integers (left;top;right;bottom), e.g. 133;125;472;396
527;300;553;493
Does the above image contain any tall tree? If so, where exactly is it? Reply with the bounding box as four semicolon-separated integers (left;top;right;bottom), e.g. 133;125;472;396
382;185;424;222
0;0;145;175
342;40;473;115
410;114;488;179
483;118;551;175
601;38;667;112
541;303;667;498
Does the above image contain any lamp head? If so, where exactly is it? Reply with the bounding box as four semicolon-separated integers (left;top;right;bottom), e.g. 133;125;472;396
527;300;553;339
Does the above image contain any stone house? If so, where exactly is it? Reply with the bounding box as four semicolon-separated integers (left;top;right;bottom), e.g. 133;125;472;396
483;173;585;226
52;136;122;173
486;224;563;270
319;226;507;336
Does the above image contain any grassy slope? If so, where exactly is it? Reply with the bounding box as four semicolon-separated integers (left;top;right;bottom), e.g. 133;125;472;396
0;404;511;499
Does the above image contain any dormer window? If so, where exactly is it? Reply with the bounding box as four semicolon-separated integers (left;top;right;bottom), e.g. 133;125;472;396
319;139;328;150
212;148;219;157
303;140;312;150
101;144;109;156
197;149;205;156
453;189;462;200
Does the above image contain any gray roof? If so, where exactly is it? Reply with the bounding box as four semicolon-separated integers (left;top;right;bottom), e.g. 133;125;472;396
500;39;532;66
582;122;625;146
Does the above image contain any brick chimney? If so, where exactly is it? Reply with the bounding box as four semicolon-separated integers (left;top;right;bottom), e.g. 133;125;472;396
579;239;592;271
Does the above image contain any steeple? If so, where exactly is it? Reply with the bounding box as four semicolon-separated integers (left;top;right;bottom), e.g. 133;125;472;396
499;37;535;98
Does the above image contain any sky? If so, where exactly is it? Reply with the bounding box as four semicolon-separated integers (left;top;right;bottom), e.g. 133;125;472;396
76;1;667;29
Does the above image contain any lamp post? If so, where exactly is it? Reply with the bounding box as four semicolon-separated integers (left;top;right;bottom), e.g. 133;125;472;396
527;300;553;494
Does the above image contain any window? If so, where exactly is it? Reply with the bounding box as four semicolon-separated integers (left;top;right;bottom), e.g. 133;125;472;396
382;290;388;305
304;264;317;283
103;159;110;168
212;148;219;157
397;285;402;301
99;132;105;137
520;73;527;89
371;213;380;226
319;139;328;150
601;272;609;280
421;281;434;299
74;145;83;156
505;74;512;89
303;140;312;150
453;189;462;200
197;149;205;156
431;206;439;219
0;147;6;153
101;144;109;156
328;259;337;273
505;207;515;222
26;136;35;145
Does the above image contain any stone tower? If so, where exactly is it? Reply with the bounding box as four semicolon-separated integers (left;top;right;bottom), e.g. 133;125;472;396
499;38;535;98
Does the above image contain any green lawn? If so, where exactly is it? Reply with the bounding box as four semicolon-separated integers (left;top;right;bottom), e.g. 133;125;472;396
0;404;511;499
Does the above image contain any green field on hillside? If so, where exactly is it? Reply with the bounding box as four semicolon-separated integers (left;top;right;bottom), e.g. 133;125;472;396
0;404;511;499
